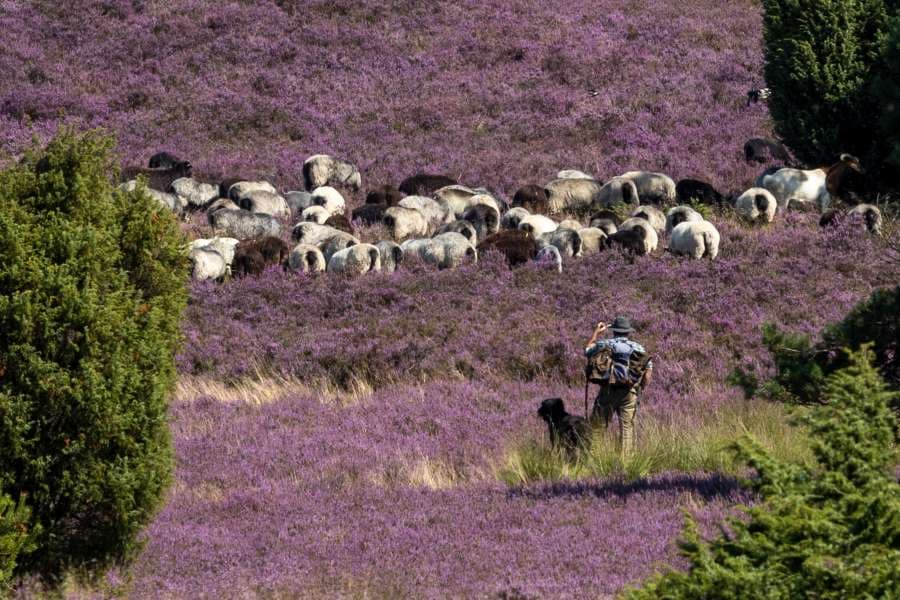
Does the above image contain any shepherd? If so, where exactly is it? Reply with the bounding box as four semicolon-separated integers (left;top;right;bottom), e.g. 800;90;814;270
584;316;653;459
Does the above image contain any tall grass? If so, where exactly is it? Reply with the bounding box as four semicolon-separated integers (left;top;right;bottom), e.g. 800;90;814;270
499;400;812;483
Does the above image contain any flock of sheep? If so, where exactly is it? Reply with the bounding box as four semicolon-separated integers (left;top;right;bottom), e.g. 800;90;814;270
117;145;885;281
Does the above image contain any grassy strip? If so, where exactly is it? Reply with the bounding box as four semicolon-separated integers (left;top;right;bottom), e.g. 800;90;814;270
499;400;813;483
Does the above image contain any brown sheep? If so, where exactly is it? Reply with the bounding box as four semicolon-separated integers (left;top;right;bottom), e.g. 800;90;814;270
232;236;290;277
512;184;550;214
398;174;458;196
352;204;388;226
324;214;354;234
121;161;193;193
476;230;538;267
366;185;403;206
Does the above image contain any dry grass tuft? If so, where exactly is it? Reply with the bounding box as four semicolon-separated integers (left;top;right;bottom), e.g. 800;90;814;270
175;374;374;407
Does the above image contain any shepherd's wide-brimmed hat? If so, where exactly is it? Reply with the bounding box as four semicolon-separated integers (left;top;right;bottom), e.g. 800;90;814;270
610;316;635;334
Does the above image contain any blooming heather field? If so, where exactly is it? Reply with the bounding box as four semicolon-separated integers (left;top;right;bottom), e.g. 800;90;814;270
3;0;899;598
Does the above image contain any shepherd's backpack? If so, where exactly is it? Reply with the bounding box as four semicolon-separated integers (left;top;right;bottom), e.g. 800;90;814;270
585;341;652;387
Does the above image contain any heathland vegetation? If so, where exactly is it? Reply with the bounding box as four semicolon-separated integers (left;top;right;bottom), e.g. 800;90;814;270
0;0;898;597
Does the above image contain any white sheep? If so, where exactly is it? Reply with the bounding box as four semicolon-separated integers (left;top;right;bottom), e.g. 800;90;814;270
327;244;381;275
537;228;582;257
620;171;677;204
399;195;454;227
595;176;640;208
664;206;704;235
558;218;583;231
170;177;218;209
376;240;403;273
501;207;531;230
301;205;331;224
668;220;721;260
291;222;342;245
544;178;603;214
189;237;240;266
735;188;777;224
189;247;228;281
310;186;346;217
287;243;327;273
320;232;360;263
227;180;277;201
429;232;478;268
759;167;830;212
620;217;659;254
847;203;883;235
433;220;478;245
211;209;281;240
556;169;595;180
629;205;666;235
433;185;479;218
578;227;607;255
238;190;291;219
384;206;429;240
303;154;362;191
535;245;563;273
517;214;558;238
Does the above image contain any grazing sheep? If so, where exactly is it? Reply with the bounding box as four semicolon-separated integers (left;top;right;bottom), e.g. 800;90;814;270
324;214;354;234
218;177;246;199
189;247;228;281
476;230;538;266
629;205;666;235
384;206;429;240
291;222;342;246
366;184;403;206
545;177;603;215
399;195;454;226
558;218;583;231
303;154;361;191
619;218;658;254
512;184;551;214
434;185;479;218
227;180;277;202
595;176;640;208
468;192;504;215
620;171;677;205
120;180;185;213
675;179;724;206
148;151;184;170
826;154;871;204
231;245;265;278
320;232;360;263
170;177;218;209
287;243;327;273
121;161;193;193
327;244;381;275
556;169;595;180
211;209;283;241
535;245;563;273
668;220;720;260
517;214;558;238
376;240;403;273
284;191;315;214
428;232;478;269
537;228;582;258
501;207;531;230
735;188;777;224
605;227;649;256
462;204;501;240
434;220;478;245
238;190;291;219
589;209;620;235
744;138;790;164
351;203;388;226
537;398;591;456
310;186;346;217
759;167;830;212
301;205;331;224
578;227;607;255
847;203;883;234
189;237;240;266
399;174;457;196
664;205;704;235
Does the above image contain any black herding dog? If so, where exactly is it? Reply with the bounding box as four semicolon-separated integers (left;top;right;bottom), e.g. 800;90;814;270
537;398;591;456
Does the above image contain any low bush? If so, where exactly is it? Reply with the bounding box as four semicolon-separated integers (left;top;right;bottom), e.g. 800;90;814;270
626;346;900;598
